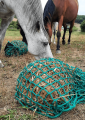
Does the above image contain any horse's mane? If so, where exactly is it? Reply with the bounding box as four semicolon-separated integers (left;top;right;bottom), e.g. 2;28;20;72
23;0;44;32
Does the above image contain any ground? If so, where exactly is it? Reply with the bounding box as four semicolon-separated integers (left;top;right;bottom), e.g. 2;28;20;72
0;29;85;120
13;18;17;22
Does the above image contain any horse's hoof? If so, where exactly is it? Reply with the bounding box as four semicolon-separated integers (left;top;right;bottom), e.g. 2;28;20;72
56;50;61;54
68;42;70;45
62;41;65;45
0;60;4;68
53;42;56;44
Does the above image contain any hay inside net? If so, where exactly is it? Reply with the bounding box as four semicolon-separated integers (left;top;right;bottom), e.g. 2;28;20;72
4;40;28;56
15;58;80;118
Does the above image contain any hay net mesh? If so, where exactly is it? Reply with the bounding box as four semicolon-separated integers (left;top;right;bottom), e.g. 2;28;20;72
15;58;85;118
4;40;28;56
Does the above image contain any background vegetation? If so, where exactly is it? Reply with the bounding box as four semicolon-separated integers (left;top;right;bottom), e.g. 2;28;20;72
80;20;85;32
75;15;85;24
0;18;18;31
0;15;85;32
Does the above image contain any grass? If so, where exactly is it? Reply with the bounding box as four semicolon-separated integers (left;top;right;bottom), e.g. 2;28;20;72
0;109;16;120
5;30;21;38
0;109;37;120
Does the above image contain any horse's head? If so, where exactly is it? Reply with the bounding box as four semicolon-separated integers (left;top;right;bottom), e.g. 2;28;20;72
44;17;52;44
25;21;53;59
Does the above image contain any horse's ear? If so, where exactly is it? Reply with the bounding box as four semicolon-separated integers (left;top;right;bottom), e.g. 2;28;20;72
44;17;50;26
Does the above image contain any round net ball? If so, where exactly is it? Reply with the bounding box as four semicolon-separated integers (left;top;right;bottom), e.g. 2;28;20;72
15;58;76;118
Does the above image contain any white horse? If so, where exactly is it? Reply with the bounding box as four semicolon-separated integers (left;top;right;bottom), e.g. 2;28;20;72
0;0;53;67
51;22;58;44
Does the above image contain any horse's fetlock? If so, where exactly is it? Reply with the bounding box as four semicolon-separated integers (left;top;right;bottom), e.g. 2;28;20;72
57;31;61;38
68;41;70;44
57;44;60;50
62;40;65;45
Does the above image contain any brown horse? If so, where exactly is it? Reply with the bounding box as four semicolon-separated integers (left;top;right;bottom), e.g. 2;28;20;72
43;0;78;53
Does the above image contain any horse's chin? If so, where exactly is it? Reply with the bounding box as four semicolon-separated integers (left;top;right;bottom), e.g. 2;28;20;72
34;56;49;60
34;56;42;60
34;53;53;60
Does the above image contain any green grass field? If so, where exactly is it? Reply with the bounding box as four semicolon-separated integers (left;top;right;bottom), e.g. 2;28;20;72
5;30;21;37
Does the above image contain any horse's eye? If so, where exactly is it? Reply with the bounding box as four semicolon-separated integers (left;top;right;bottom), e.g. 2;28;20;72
36;21;40;31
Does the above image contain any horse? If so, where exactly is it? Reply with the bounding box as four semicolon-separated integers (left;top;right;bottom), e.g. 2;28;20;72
17;22;58;45
43;0;78;53
0;0;53;67
17;22;28;45
51;22;58;44
17;19;58;45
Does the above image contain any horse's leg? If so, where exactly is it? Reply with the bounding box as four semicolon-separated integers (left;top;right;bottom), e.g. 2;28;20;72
56;16;63;53
0;15;14;67
53;22;58;44
20;28;28;45
51;23;55;43
53;29;56;44
22;36;28;45
62;23;67;45
0;15;14;50
68;20;75;44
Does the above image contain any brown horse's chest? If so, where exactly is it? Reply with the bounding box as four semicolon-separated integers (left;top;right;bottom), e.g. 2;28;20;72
52;0;66;22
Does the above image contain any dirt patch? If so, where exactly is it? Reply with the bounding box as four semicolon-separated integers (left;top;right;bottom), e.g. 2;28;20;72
0;34;85;119
12;18;17;22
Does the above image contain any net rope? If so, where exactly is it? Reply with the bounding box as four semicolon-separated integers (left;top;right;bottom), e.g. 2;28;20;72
15;58;85;118
4;40;28;56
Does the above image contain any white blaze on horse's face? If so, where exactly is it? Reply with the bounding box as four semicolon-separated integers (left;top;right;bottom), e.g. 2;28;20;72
27;27;53;59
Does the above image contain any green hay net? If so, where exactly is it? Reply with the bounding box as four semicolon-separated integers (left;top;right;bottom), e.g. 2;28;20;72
4;40;28;56
15;58;85;118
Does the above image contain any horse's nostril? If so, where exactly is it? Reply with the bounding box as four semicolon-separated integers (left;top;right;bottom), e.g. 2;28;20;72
43;42;48;46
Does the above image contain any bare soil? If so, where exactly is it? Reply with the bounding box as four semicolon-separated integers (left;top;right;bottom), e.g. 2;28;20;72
0;32;85;120
13;18;17;22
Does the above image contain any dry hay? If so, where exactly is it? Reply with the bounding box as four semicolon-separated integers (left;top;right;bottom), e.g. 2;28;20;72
16;59;73;108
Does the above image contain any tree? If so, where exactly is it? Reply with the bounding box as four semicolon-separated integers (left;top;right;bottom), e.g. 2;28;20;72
80;20;85;32
75;15;85;24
